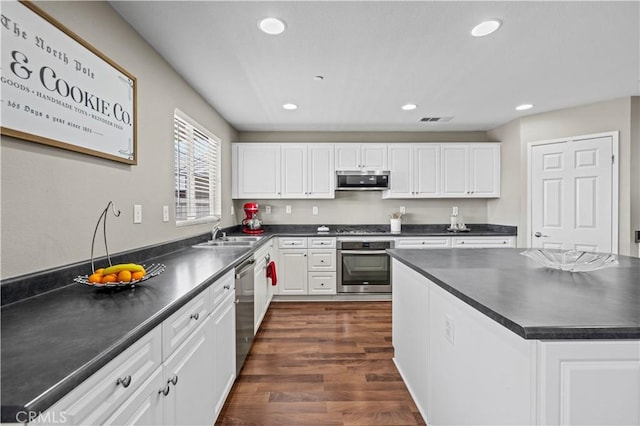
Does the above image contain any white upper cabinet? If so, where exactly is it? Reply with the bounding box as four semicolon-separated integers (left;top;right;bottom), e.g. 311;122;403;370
441;143;500;198
232;143;281;199
233;143;334;199
335;143;387;170
385;144;440;198
469;144;501;197
233;142;499;199
306;144;335;198
280;144;307;198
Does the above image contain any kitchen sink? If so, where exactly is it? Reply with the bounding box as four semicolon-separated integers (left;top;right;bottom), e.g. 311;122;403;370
192;235;263;248
222;236;263;242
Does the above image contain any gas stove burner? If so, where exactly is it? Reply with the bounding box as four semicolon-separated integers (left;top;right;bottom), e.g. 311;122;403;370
336;227;389;234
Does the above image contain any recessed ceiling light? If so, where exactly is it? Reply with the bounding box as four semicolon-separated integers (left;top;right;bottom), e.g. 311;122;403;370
515;104;533;111
282;103;298;110
258;17;286;35
471;19;502;37
401;103;418;111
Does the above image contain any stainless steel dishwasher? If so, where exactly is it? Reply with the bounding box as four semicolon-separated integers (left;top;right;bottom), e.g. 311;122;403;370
234;256;255;375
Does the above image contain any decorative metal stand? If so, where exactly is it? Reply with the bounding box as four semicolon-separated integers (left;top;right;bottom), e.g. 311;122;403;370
91;201;121;273
74;201;165;288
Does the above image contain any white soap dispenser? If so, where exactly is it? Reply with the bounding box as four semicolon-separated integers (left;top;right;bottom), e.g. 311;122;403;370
450;206;459;230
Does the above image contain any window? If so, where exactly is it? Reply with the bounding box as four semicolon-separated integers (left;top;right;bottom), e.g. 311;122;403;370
174;109;221;225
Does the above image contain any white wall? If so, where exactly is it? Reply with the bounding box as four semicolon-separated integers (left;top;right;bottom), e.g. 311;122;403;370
488;97;640;257
0;1;238;279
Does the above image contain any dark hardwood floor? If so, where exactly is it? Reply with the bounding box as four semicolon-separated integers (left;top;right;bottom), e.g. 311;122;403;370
216;301;426;425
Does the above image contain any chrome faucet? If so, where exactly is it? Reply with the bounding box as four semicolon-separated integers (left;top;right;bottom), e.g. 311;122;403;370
212;224;221;240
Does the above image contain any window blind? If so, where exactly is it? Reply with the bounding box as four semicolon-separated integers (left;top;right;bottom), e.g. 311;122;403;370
174;109;220;223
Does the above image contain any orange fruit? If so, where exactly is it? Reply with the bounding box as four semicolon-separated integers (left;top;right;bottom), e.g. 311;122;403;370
88;273;103;283
101;274;117;284
131;271;145;281
95;268;105;275
117;270;132;282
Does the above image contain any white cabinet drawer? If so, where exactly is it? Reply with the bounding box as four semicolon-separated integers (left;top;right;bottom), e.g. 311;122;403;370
396;237;451;249
308;237;336;249
308;249;336;271
162;290;209;359
209;270;235;313
37;327;162;426
308;272;336;294
279;237;308;249
103;367;164;426
451;236;515;248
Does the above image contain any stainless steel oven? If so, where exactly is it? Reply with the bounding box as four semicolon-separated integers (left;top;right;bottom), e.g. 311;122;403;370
337;240;393;293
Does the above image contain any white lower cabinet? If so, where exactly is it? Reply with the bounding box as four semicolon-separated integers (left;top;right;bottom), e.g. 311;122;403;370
278;237;336;295
162;316;215;426
395;237;451;249
392;259;640;426
278;248;308;294
33;272;237;426
308;271;337;294
33;327;163;426
396;236;515;249
538;341;640;426
254;240;275;332
451;235;515;248
103;368;164;426
391;261;429;417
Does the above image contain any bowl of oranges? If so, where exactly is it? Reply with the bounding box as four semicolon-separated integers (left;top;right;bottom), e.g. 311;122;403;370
75;263;166;288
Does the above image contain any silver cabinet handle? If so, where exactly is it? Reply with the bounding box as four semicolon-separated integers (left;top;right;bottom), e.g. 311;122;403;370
534;232;550;238
159;384;170;396
223;284;231;290
190;312;199;320
169;375;178;385
116;375;132;388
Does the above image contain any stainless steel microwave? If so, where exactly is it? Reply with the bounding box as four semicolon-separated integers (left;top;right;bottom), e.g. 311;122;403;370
336;170;390;191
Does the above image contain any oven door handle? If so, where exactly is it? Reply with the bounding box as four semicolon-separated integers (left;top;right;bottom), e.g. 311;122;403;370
341;250;388;255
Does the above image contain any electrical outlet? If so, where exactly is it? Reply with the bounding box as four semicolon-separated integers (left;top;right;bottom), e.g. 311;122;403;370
445;315;455;344
400;206;406;214
286;205;292;214
265;205;272;214
134;204;142;224
162;205;169;222
312;206;318;215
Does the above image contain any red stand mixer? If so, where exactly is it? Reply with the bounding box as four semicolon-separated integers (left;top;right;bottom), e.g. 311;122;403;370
241;202;264;234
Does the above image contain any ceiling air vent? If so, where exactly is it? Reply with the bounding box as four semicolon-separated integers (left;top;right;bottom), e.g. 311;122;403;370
419;116;453;123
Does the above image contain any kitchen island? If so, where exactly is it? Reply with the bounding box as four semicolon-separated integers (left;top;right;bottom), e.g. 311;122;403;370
388;248;640;426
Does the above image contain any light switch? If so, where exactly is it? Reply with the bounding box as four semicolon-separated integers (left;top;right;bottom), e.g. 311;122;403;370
286;205;292;214
134;204;142;224
312;206;318;215
162;205;169;222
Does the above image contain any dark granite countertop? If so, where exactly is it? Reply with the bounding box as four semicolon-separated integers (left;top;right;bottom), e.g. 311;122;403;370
388;248;640;340
0;223;516;421
258;223;517;237
0;243;255;423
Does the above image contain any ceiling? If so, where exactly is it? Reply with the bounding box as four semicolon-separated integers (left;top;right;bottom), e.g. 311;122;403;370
110;1;640;132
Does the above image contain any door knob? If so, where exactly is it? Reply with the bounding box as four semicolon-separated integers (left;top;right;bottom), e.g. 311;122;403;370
534;232;550;238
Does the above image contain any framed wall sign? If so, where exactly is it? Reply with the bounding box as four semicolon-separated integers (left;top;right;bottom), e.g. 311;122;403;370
1;0;137;164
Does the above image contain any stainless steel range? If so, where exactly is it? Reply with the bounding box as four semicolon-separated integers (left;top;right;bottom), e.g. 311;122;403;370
337;239;394;294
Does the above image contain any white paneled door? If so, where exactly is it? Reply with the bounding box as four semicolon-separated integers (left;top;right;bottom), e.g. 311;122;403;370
529;133;618;253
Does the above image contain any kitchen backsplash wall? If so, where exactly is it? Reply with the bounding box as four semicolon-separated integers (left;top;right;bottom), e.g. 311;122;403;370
232;194;487;226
